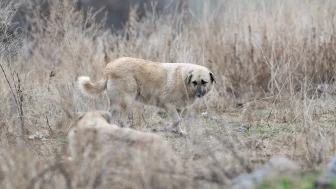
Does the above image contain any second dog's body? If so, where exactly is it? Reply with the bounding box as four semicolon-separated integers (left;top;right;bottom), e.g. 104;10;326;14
77;57;215;133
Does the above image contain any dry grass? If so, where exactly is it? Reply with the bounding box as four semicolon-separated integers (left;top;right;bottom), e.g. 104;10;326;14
1;0;336;188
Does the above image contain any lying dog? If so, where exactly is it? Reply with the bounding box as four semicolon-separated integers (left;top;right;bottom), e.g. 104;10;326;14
68;111;188;188
68;111;177;160
76;57;216;134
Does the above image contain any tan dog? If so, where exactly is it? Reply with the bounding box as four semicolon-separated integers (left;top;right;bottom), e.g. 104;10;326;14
68;111;189;188
76;57;216;134
68;111;179;161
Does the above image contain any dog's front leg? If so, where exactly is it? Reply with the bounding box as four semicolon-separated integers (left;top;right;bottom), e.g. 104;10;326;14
109;107;127;128
164;104;187;135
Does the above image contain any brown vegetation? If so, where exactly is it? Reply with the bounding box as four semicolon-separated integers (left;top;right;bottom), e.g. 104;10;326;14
0;0;336;188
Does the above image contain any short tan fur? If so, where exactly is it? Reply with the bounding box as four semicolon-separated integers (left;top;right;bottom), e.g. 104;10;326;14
76;57;216;134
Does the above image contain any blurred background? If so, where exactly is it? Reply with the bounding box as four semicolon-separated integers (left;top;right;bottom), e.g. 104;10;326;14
7;0;220;32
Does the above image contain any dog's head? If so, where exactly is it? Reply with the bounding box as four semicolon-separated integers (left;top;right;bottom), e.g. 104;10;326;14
185;68;216;98
76;111;112;124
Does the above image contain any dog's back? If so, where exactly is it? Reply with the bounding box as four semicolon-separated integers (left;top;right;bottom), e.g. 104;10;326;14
68;111;189;188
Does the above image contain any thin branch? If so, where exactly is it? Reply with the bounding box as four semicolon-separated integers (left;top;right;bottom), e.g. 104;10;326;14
0;63;19;110
46;116;54;135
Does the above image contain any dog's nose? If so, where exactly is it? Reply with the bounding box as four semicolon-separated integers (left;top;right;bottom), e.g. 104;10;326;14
196;93;202;98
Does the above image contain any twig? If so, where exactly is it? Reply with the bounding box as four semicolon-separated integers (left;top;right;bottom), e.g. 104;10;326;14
0;63;25;146
46;116;53;135
141;112;148;125
193;175;225;185
0;63;19;107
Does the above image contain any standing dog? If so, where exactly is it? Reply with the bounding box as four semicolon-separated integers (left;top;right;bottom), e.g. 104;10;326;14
76;57;216;134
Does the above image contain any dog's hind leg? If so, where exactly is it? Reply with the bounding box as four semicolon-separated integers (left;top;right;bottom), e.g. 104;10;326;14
108;95;130;127
118;99;132;128
131;103;143;129
109;106;123;126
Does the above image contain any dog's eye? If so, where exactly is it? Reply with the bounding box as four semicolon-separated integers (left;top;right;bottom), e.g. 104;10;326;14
192;81;197;86
201;80;208;85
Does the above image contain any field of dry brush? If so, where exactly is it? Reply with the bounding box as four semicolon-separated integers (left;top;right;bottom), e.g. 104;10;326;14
1;0;336;188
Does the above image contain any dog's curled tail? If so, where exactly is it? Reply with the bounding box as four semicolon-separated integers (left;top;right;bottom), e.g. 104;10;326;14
76;76;107;96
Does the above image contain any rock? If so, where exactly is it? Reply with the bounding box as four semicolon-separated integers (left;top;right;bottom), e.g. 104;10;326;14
231;174;255;189
231;156;300;189
236;125;250;132
201;112;208;118
314;156;336;188
185;112;199;120
326;156;336;178
28;131;45;140
314;177;332;189
253;156;300;180
316;83;330;93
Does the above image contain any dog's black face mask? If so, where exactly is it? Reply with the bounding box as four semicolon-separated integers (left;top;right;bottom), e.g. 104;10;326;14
186;72;215;98
192;80;207;98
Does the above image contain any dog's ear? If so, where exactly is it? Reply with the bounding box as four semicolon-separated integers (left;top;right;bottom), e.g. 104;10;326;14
99;111;112;124
76;111;85;120
210;72;216;83
185;73;193;84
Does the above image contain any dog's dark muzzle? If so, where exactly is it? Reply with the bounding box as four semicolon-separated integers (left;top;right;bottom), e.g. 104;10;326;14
195;86;206;98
